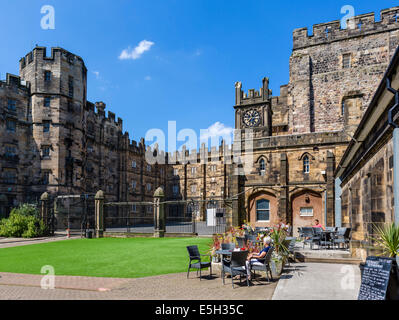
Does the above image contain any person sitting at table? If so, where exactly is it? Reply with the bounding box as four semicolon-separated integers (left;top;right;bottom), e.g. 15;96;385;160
246;237;272;281
312;219;325;230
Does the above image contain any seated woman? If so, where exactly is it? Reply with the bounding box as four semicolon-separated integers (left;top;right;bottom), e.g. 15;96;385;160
312;219;325;230
245;237;272;281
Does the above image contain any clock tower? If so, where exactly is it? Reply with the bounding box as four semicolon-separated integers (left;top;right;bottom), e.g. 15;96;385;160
234;78;272;136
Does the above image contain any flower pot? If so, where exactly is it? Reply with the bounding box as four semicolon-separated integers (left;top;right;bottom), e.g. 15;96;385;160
271;259;284;277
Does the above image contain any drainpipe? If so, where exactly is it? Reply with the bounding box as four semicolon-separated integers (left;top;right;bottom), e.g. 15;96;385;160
387;78;399;225
324;190;327;227
335;178;342;227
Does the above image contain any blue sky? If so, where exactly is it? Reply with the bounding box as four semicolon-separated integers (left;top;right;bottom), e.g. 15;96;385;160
0;0;398;151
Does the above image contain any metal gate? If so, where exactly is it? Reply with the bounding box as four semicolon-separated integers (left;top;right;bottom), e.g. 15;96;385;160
104;201;155;234
54;194;95;237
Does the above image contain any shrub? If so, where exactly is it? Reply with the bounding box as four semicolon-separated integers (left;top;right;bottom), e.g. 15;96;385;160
0;204;48;238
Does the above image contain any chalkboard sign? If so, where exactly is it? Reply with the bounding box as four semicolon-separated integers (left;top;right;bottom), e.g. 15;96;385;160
358;256;393;301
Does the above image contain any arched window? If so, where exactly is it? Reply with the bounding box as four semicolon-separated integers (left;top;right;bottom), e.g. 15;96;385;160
259;159;266;175
303;156;310;174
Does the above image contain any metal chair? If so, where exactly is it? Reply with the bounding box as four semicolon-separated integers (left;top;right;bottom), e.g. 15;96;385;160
250;246;275;283
297;227;304;240
285;237;297;266
302;227;320;249
332;228;351;249
222;251;249;288
186;246;212;281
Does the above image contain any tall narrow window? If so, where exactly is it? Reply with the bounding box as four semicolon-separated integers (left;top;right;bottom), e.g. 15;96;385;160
44;71;51;82
7;100;16;111
259;159;266;175
43;121;50;133
303;155;310;174
256;199;270;222
341;99;346;116
68;76;74;98
343;54;351;69
6;120;16;132
44;97;51;107
42;171;50;185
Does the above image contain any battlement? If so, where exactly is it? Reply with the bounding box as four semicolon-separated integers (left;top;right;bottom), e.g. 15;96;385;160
19;46;87;71
0;73;29;90
293;7;399;50
235;77;271;106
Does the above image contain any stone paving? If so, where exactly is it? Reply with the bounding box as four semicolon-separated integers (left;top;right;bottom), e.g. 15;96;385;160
0;272;278;300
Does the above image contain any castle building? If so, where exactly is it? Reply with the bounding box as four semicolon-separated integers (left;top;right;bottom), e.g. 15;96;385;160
1;7;399;236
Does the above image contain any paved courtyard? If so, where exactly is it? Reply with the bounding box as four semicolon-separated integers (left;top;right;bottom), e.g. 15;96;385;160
0;272;278;300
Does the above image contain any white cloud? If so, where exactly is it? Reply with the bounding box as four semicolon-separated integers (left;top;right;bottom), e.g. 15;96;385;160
93;71;100;79
144;76;152;81
200;122;234;145
119;40;155;60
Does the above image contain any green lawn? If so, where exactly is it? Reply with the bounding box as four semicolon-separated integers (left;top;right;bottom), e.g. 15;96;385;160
0;237;212;278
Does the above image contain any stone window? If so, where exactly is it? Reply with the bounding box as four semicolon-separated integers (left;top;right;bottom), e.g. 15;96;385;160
191;185;197;194
43;121;50;133
68;76;74;98
147;164;151;172
4;169;17;184
6;119;16;132
259;159;266;176
44;97;51;107
160;168;164;175
173;185;179;195
5;145;17;157
67;100;74;112
174;168;179;176
147;183;152;192
191;167;197;176
343;54;351;69
210;165;217;172
132;180;137;190
132;160;137;168
42;146;50;158
7;99;16;111
300;207;314;217
42;171;50;185
132;204;137;213
44;71;51;82
303;156;310;174
256;199;270;222
147;206;152;214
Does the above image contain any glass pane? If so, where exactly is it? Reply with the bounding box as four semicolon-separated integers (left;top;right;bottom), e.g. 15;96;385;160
256;199;270;210
257;210;270;221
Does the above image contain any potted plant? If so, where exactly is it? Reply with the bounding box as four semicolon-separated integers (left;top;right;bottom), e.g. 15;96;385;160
269;225;289;276
372;223;399;300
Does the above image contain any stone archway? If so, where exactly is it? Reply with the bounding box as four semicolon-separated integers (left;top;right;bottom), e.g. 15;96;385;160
247;190;278;228
291;190;323;235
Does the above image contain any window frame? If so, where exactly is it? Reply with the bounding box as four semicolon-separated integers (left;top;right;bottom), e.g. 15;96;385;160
6;119;16;132
300;207;314;217
303;155;310;174
256;199;270;222
7;99;16;111
342;53;351;69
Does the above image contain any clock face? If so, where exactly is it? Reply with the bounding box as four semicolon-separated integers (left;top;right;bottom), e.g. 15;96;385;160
243;110;261;127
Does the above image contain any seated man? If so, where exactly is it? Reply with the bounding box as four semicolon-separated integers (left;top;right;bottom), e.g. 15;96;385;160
245;237;272;281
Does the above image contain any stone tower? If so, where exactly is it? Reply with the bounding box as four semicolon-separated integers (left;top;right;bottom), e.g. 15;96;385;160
19;47;88;194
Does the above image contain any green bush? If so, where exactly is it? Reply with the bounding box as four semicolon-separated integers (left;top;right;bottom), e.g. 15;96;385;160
0;204;48;238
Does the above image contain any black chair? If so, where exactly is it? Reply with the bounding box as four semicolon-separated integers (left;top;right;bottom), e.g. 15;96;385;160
236;237;246;248
186;246;212;281
332;228;351;249
297;227;304;240
222;251;249;288
302;227;320;249
250;246;275;283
